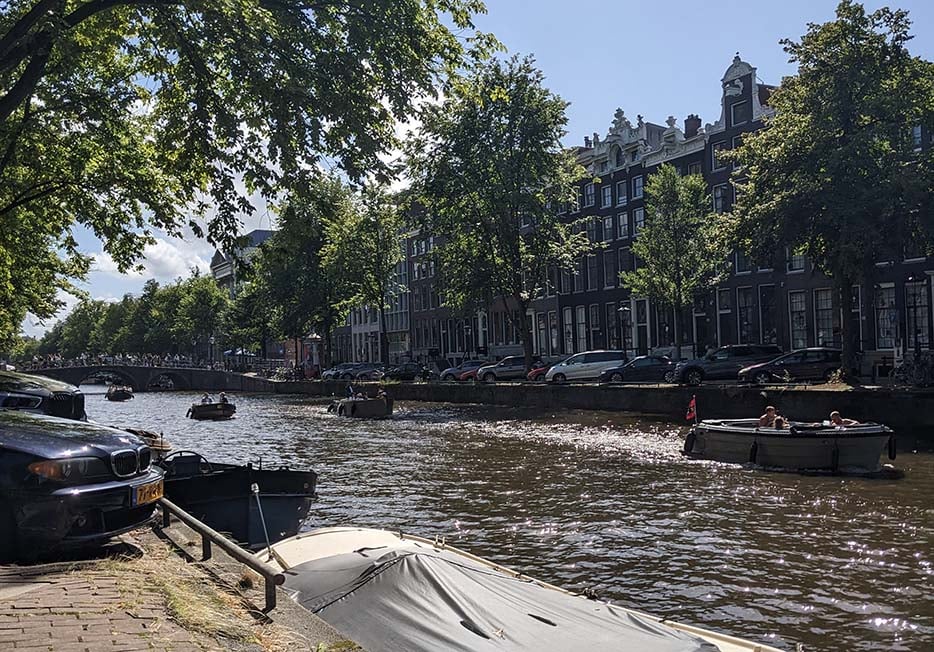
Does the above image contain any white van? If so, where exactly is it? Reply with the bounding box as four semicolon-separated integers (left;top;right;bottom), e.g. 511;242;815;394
545;350;627;383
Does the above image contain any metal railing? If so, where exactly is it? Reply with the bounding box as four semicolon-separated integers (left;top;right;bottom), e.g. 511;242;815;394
158;498;285;611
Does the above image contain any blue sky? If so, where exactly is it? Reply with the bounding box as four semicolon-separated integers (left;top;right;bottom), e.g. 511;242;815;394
23;0;934;336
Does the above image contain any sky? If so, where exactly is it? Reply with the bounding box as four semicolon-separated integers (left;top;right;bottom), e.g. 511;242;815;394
21;0;934;337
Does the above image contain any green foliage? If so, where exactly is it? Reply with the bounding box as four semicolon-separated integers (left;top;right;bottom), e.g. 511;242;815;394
173;274;230;348
406;55;590;366
725;0;934;374
622;164;727;344
321;186;404;364
223;282;268;355
0;0;498;344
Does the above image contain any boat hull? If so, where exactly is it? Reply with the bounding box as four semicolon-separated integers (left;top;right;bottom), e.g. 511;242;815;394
162;460;316;549
106;388;133;401
331;397;393;418
685;419;894;472
187;402;236;420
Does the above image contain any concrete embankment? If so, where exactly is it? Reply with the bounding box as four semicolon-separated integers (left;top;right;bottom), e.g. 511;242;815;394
261;378;934;445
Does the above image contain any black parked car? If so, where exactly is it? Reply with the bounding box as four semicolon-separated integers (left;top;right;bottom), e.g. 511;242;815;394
0;411;164;560
738;347;842;384
0;370;86;420
599;355;675;383
673;344;783;386
383;362;430;381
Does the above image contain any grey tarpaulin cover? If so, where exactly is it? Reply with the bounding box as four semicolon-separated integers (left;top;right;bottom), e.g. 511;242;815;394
283;545;721;652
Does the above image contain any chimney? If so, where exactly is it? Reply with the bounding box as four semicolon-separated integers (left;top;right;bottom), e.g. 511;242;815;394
584;136;592;148
684;114;701;138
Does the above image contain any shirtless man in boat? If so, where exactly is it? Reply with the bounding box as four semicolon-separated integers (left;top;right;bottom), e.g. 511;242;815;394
758;406;778;427
830;410;859;426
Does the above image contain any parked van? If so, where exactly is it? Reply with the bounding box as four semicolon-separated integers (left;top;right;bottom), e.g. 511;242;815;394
545;350;627;383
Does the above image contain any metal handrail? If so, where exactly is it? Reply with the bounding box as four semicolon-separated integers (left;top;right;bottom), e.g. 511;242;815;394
157;498;285;611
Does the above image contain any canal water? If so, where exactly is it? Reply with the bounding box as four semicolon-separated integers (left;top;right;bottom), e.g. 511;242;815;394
84;386;934;652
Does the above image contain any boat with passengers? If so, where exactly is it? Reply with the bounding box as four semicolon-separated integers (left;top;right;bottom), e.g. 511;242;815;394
683;418;896;472
258;526;783;652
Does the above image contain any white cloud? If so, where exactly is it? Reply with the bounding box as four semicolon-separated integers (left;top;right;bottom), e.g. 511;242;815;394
91;237;210;282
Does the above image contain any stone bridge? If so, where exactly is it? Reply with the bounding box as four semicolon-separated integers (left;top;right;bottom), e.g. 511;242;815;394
28;365;253;393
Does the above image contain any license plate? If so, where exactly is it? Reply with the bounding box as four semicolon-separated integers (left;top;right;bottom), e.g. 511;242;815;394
134;479;163;506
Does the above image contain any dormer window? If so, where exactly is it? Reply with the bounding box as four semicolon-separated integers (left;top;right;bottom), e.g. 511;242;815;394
730;101;750;126
631;150;638;162
615;148;625;167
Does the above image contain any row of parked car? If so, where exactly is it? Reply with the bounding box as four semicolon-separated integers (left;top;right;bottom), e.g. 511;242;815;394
322;344;843;386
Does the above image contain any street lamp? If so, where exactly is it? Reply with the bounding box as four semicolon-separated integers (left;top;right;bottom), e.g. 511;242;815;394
209;335;215;368
617;304;632;357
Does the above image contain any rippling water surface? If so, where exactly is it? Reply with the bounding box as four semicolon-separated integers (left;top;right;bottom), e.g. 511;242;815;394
85;386;934;652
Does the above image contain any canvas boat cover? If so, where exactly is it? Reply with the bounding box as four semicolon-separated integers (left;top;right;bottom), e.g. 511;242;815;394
283;542;721;652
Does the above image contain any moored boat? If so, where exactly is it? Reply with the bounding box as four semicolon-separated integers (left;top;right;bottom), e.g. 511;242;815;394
258;526;782;652
187;402;236;420
683;418;896;472
105;385;134;401
159;451;316;549
328;396;393;418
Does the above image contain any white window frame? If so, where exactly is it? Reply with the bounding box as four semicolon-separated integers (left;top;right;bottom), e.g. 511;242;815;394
711;142;727;171
633;207;645;234
601;184;613;208
603;250;617;289
602;215;614;242
730;101;749;127
632;176;643;199
616;180;628;206
617;213;629;239
584;183;595;207
713;184;729;213
786;247;805;273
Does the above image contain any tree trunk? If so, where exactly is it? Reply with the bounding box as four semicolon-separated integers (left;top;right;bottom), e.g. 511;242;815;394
838;277;856;384
378;303;389;366
673;302;682;358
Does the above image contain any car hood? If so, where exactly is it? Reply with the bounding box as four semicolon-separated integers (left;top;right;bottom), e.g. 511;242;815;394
0;411;143;458
0;370;79;395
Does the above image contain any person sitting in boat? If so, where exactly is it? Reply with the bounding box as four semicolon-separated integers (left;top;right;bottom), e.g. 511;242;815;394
345;384;355;398
758;406;778;427
773;415;788;429
376;387;387;399
219;392;229;404
830;410;859;426
201;393;212;404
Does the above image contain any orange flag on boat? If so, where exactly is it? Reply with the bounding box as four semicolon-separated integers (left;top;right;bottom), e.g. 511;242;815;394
685;395;697;422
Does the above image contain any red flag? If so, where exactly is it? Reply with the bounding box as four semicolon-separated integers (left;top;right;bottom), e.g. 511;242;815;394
685;395;697;422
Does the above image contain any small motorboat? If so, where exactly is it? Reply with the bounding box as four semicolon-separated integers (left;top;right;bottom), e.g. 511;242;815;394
106;385;134;401
683;418;896;472
187;401;236;420
328;395;393;418
258;527;782;652
159;451;317;550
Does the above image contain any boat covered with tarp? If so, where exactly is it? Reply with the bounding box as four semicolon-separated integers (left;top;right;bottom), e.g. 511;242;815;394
259;526;782;652
683;418;895;472
187;402;236;420
159;451;316;549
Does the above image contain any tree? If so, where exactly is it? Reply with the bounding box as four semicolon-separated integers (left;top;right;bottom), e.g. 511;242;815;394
173;274;229;359
0;0;498;343
725;1;934;378
621;164;727;356
406;55;590;370
222;282;269;358
322;187;404;366
57;299;105;358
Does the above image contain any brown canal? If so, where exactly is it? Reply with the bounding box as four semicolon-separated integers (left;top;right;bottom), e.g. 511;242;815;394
85;387;934;652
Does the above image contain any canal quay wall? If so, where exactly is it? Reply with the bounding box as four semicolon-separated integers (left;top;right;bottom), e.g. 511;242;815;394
257;378;934;443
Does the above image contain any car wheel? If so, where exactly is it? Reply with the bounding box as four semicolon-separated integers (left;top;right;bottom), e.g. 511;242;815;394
341;373;352;380
0;505;17;562
685;369;703;386
552;373;566;384
663;371;675;383
823;368;837;382
754;371;772;385
442;374;455;381
483;372;496;383
610;372;624;383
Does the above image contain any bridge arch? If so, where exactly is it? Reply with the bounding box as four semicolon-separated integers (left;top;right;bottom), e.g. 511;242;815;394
144;370;189;391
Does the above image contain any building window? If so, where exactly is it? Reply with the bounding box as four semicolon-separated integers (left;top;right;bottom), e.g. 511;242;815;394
560;269;572;295
912;125;923;151
759;285;777;344
787;248;806;272
737;287;754;343
601;184;612;208
585;217;596;243
730;101;750;126
687;162;701;176
602;215;614;241
814;288;838;346
616;181;627;206
584;183;595;207
875;286;897;350
713;184;729;213
606;303;620;350
789;291;808;349
633;208;645;233
590;304;601;343
711;141;727;170
563;306;574;353
735;250;752;274
586;255;598;291
717;288;732;313
576;305;587;352
617;213;630;239
603;250;617;288
618;247;632;274
573;187;582;213
906;280;930;350
615;148;625;168
632;176;643;199
574;258;584;292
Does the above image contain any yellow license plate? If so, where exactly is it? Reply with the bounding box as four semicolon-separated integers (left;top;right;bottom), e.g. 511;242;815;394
135;479;164;506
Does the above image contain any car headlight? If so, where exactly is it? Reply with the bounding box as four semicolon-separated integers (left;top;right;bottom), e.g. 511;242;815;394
28;457;111;483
